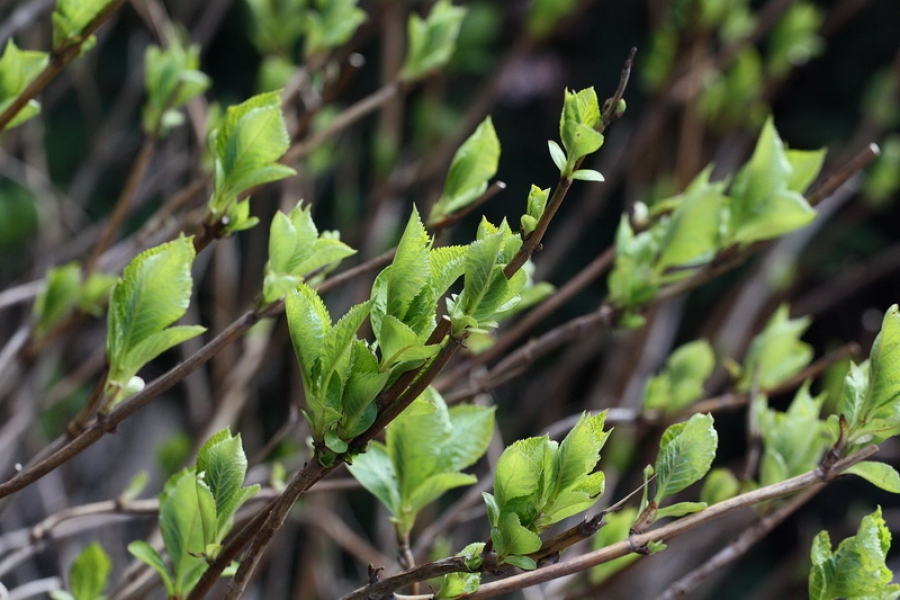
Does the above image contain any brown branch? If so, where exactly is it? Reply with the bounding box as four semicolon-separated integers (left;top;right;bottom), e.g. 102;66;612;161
463;446;877;599
655;485;821;600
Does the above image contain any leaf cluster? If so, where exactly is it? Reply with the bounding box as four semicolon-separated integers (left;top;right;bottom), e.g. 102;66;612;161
548;87;605;181
50;543;111;600
809;507;900;600
33;263;116;340
207;91;296;234
482;412;610;570
52;0;112;52
262;202;356;305
643;339;716;414
142;35;210;137
105;235;205;408
348;387;494;537
608;118;825;313
128;429;260;598
0;40;49;130
401;0;467;81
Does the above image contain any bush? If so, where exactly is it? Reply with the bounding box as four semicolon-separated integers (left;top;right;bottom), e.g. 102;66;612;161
0;1;899;599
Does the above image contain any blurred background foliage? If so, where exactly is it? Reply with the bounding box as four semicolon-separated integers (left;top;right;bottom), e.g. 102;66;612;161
0;0;899;598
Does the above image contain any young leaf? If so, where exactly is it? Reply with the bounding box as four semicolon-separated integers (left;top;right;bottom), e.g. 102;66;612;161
844;461;900;494
429;117;501;224
33;263;81;337
304;0;367;58
654;413;718;503
209;91;296;232
726;117;822;245
644;339;715;413
654;501;708;519
0;40;50;130
158;470;210;595
756;382;831;486
558;87;604;171
401;0;467;81
196;429;260;539
262;202;356;305
435;543;485;598
245;0;307;56
349;388;494;536
106;235;205;406
143;36;210;137
607;215;662;309
527;0;579;39
52;0;112;50
66;542;111;600
809;507;900;600
738;304;812;391
127;541;174;596
655;167;727;274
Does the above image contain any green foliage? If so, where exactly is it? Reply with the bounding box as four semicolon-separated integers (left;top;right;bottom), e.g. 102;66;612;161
834;305;900;448
0;39;49;130
844;461;900;494
588;507;640;584
548;87;605;180
105;236;205;408
766;1;824;77
699;467;741;505
52;0;112;51
607;214;663;311
262;202;356;305
304;0;367;58
285;283;384;463
737;304;813;391
863;135;900;206
483;412;610;569
653;413;718;506
644;339;716;414
435;542;486;598
49;542;111;600
726;117;824;246
401;0;467;81
33;263;116;339
809;507;900;600
527;0;579;40
429;117;501;225
520;185;550;238
244;0;307;56
142;35;210;137
755;382;831;486
208;91;296;234
371;208;466;372
129;429;259;598
700;47;766;129
348;387;494;537
447;218;526;335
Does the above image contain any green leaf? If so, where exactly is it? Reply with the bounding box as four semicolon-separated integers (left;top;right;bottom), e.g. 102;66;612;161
654;501;707;519
142;35;210;136
554;412;610;496
430;117;500;224
527;0;579;39
867;305;900;417
727;117;821;245
548;140;567;173
589;507;640;584
699;468;740;505
644;339;716;413
128;541;174;596
0;39;50;130
52;0;112;50
607;215;662;308
494;511;542;558
339;341;389;438
654;413;718;502
209;91;296;228
845;462;900;494
245;0;306;55
347;443;400;515
757;382;831;485
401;0;467;81
558;87;603;167
571;168;605;181
655;167;727;274
809;507;900;600
738;304;812;391
304;0;367;58
285;282;331;391
106;235;205;402
33;263;81;337
435;543;484;598
196;430;259;539
503;554;538;571
67;542;111;600
158;469;209;594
